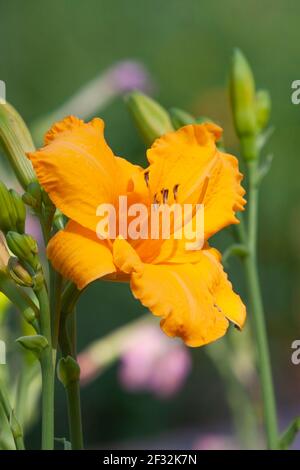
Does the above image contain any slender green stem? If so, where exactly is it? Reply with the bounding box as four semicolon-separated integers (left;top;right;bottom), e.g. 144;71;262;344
51;269;63;353
0;271;39;332
59;286;84;449
241;160;278;449
35;284;54;450
65;377;83;450
59;312;84;449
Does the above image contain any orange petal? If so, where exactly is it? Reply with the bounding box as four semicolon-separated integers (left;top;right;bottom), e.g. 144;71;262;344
203;151;246;239
113;236;143;274
145;123;245;239
146;123;220;206
28;116;122;233
47;220;116;290
135;206;205;265
113;238;245;347
204;248;246;328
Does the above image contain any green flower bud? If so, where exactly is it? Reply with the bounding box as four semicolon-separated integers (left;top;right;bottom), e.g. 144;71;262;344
169;108;195;129
9;190;26;233
0;234;9;271
230;49;258;160
22;182;42;210
230;49;257;136
0;103;36;189
16;334;48;359
255;89;271;131
0;183;26;234
7;256;33;287
125;91;173;146
6;232;40;272
57;356;81;388
0;181;17;233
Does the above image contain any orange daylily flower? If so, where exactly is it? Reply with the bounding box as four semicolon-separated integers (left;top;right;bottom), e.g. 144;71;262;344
28;116;246;347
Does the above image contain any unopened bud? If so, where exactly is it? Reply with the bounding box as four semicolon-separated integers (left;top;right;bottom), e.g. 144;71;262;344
0;234;9;271
169;108;195;129
16;334;48;359
230;49;258;160
255;89;271;131
22;182;42;210
125;91;173;146
57;356;81;387
0;102;36;189
9;190;26;233
7;257;33;287
0;182;26;234
6;232;40;272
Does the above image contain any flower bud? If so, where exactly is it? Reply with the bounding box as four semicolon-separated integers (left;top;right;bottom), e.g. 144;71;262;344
9;190;26;233
0;182;26;234
125;91;173;146
0;234;9;271
7;256;33;287
6;232;40;272
22;182;42;210
229;49;258;160
57;356;81;387
0;102;36;189
255;89;271;131
169;108;195;129
0;182;16;234
16;334;48;359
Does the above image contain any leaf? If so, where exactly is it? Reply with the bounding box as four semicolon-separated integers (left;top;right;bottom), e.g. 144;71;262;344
279;417;300;449
257;126;274;152
256;154;274;185
16;334;48;359
222;244;249;268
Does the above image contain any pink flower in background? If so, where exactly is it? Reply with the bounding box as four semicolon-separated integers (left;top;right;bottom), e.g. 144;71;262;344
193;433;238;450
78;319;191;397
25;214;43;244
118;324;191;398
109;60;153;93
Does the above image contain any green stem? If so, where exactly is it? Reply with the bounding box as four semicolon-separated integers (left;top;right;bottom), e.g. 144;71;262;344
51;269;63;353
65;377;83;450
0;271;39;332
206;339;258;448
242;160;278;449
35;284;54;450
59;285;84;450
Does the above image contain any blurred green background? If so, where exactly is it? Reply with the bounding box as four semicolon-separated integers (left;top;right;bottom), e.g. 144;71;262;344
0;0;300;449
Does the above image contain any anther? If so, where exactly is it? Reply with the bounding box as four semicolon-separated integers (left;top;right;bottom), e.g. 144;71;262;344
173;184;179;201
144;171;149;187
161;189;169;204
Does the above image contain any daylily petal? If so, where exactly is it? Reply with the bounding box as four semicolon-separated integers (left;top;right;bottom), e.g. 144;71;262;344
28;116;122;233
146;123;220;206
115;157;150;207
202;151;246;239
205;248;246;328
135;206;205;265
47;220;116;290
145;123;246;240
113;238;245;347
